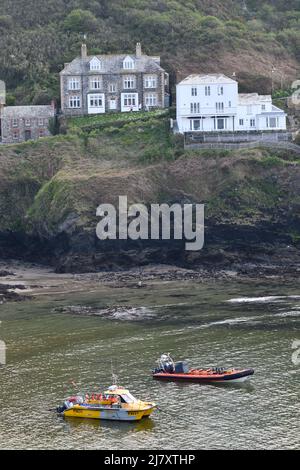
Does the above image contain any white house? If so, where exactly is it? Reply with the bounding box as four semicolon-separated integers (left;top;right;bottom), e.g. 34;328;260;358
176;74;287;133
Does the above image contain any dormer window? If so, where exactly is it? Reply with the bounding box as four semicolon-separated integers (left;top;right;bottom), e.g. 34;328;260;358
123;56;135;70
89;57;102;71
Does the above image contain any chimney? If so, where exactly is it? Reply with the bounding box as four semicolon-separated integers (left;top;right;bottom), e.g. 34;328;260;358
136;42;142;58
81;43;87;59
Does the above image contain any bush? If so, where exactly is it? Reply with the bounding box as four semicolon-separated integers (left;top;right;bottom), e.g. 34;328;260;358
0;15;13;30
63;9;98;33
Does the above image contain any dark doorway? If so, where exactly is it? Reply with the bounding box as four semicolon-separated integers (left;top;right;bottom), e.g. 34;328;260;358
25;130;31;141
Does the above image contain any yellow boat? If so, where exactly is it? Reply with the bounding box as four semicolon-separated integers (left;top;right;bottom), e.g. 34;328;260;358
57;385;156;422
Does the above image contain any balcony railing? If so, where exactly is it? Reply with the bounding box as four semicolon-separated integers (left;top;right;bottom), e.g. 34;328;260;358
178;107;236;116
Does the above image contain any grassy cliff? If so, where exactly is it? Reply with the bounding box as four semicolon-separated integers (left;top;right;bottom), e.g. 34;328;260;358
0;110;299;272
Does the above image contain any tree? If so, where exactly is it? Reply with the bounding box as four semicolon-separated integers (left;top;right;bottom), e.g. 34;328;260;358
63;9;98;33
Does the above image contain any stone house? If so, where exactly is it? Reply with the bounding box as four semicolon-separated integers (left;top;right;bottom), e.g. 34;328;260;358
59;43;169;116
0;104;55;144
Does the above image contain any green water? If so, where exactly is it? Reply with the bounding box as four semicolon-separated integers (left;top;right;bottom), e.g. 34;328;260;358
0;279;299;449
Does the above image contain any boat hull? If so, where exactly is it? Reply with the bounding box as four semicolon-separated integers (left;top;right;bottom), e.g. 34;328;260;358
63;404;155;421
153;368;254;384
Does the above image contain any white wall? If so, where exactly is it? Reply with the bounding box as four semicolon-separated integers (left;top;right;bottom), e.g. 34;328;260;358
176;80;286;133
176;81;238;133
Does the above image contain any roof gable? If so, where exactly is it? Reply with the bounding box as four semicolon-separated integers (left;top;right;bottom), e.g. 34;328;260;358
123;55;135;69
89;57;102;71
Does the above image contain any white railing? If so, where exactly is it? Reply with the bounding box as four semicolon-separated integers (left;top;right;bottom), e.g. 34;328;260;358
178;107;236;116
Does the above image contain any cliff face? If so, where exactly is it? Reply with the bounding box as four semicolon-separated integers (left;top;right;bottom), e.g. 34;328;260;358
0;115;299;274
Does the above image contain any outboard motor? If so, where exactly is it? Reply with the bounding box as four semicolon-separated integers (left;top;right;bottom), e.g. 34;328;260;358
156;353;175;373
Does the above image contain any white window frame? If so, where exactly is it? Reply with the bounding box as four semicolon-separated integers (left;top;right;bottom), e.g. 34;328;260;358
218;86;224;95
216;102;224;112
109;83;117;93
123;93;136;106
205;86;211;96
89;76;102;90
88;94;104;108
123;75;136;90
191;87;197;97
144;75;157;89
12;118;18;127
191;119;201;131
25;119;31;127
38;118;44;127
217;117;226;130
145;93;157;107
123;57;135;70
69;95;81;108
250;118;256;127
89;58;102;71
13;130;19;139
262;104;266;111
268;117;277;128
190;102;200;114
68;77;80;91
239;119;244;126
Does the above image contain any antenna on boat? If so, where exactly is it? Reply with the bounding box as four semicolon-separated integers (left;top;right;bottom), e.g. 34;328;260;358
111;360;119;386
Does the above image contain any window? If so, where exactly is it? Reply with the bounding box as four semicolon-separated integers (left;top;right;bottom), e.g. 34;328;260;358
218;86;224;95
13;130;19;139
88;94;103;108
205;86;211;96
191;87;197;97
12;118;18;127
269;117;277;128
68;77;80;90
25;119;31;127
123;57;134;70
216;102;224;112
239;119;244;126
262;104;266;111
69;96;81;108
89;58;101;71
123;76;135;89
250;119;255;127
145;93;157;107
89;76;102;90
38;118;44;127
217;118;225;130
192;119;201;131
109;83;117;93
39;129;45;137
228;101;232;108
145;75;157;88
123;94;136;106
190;102;200;114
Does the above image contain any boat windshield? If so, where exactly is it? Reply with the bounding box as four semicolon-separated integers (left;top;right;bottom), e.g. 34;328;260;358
120;392;137;404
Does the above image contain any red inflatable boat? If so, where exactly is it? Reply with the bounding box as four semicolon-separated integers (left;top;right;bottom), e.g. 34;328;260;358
152;354;254;383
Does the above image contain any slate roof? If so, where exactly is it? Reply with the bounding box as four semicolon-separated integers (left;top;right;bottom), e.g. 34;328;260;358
238;93;272;104
177;74;237;85
1;105;54;118
60;54;164;75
